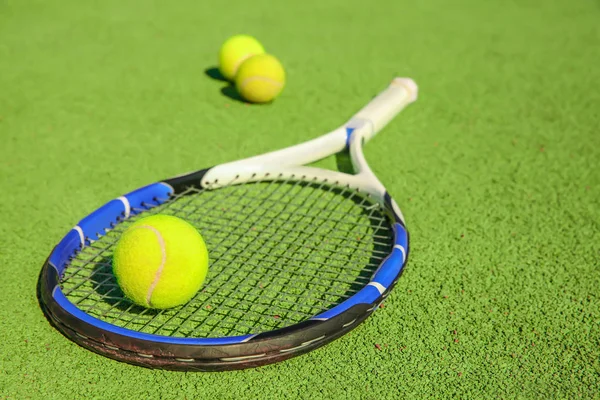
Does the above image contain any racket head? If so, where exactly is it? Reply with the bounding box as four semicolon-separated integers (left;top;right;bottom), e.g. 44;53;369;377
39;164;408;371
39;77;416;370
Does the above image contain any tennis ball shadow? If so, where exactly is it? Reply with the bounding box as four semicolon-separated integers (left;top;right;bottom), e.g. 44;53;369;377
220;85;249;103
221;85;278;105
204;66;263;104
89;257;161;316
204;67;227;82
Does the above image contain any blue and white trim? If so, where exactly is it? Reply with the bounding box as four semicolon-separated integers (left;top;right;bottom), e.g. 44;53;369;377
49;183;172;280
311;222;407;322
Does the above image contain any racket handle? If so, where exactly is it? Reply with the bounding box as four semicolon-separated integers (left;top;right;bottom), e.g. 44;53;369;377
347;77;418;142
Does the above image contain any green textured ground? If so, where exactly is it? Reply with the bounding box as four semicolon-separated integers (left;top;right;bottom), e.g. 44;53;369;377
1;0;599;398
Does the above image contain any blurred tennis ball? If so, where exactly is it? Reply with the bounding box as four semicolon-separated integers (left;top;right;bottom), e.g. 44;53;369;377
112;214;209;309
235;53;286;103
218;34;265;81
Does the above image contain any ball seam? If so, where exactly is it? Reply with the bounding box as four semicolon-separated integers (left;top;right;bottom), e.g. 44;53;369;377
231;54;254;78
134;224;167;307
238;76;284;91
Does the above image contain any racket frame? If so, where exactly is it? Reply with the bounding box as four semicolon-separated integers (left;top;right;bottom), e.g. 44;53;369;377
38;78;417;371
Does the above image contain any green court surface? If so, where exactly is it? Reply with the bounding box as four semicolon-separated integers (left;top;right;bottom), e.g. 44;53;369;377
1;0;599;398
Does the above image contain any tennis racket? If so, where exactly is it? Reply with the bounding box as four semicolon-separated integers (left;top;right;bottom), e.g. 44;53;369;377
38;77;418;371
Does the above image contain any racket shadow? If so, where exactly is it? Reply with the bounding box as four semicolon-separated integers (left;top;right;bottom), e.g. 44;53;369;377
204;66;250;104
335;152;354;174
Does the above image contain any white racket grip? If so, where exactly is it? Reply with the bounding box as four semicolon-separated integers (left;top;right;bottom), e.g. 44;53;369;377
347;78;418;142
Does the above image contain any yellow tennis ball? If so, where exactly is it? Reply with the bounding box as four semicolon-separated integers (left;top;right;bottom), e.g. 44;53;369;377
235;53;285;103
112;214;209;309
218;34;265;81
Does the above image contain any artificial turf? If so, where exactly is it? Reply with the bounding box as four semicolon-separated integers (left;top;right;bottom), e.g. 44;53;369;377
1;0;599;398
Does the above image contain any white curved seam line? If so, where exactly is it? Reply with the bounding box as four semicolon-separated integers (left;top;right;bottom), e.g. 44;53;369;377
138;225;167;307
74;226;85;247
117;196;131;219
232;54;253;76
238;76;283;91
368;282;386;295
394;244;406;263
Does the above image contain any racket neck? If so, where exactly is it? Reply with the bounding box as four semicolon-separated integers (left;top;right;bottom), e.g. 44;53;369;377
224;128;347;169
347;128;387;203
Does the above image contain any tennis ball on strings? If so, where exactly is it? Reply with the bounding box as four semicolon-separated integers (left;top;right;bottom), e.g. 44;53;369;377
218;34;266;81
112;214;209;309
235;53;285;103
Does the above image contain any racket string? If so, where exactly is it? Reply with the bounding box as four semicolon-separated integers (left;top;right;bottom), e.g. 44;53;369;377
166;185;391;261
125;177;279;333
121;176;307;335
61;178;394;338
65;179;293;334
185;176;370;337
166;176;311;336
181;175;354;336
184;179;364;336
